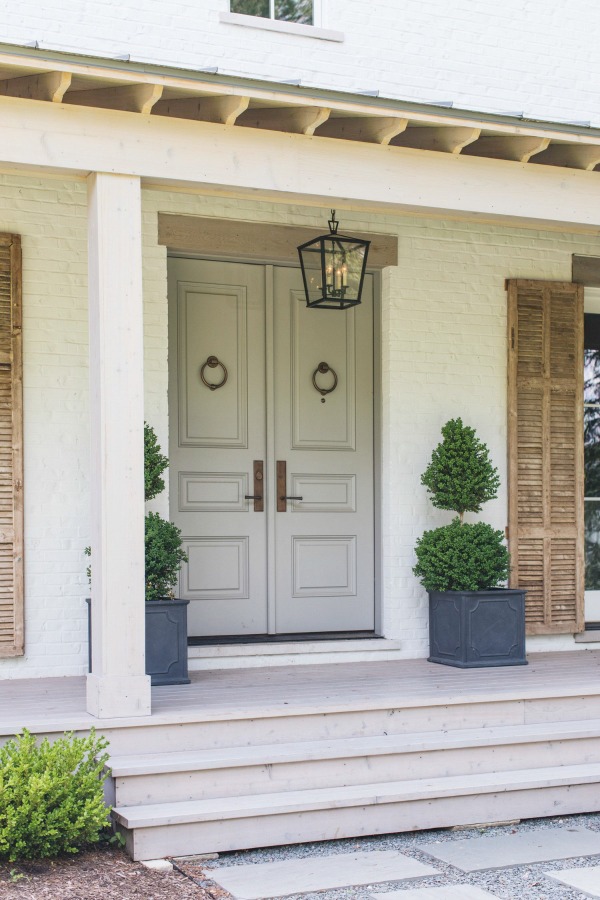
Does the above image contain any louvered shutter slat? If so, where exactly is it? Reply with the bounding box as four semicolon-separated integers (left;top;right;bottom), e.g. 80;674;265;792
507;279;584;635
0;233;23;658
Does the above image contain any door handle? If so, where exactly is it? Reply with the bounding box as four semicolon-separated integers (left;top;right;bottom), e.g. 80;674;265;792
276;461;302;510
247;460;264;512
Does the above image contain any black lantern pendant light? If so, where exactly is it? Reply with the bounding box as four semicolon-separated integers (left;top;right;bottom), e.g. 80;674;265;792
297;210;370;310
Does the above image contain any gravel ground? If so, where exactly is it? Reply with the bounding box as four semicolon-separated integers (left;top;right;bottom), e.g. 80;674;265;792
179;812;600;900
3;813;600;899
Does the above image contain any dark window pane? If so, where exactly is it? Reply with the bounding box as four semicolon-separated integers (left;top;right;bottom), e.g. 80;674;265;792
275;0;313;23
585;349;600;404
231;0;270;17
585;406;600;497
586;501;600;589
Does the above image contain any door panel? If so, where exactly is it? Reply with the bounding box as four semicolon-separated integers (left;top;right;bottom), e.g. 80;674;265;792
168;258;375;638
168;259;268;636
272;266;374;633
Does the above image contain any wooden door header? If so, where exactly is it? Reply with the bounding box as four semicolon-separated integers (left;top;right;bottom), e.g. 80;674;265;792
158;214;398;268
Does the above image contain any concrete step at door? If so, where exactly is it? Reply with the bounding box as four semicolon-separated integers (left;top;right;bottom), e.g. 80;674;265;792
108;718;600;805
113;761;600;860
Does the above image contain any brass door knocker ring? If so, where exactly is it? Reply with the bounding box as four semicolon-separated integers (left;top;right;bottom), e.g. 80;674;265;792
312;362;338;402
200;355;228;391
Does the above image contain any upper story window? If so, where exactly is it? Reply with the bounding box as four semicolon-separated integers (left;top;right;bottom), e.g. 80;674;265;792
230;0;313;25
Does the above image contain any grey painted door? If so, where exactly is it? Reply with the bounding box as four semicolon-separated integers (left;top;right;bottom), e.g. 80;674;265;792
168;258;374;636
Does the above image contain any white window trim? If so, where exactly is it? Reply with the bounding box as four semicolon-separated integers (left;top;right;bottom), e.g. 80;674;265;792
220;8;343;43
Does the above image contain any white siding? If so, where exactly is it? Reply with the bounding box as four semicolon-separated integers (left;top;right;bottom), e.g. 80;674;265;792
2;1;600;124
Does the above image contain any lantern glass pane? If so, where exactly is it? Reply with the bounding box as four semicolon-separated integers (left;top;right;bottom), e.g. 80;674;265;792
298;240;326;305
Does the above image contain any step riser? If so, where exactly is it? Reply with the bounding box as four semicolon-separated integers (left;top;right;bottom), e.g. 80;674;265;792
122;781;600;860
112;736;600;805
66;694;600;755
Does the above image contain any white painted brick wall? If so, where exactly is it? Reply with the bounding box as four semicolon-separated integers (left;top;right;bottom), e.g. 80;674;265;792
1;174;597;678
2;1;600;124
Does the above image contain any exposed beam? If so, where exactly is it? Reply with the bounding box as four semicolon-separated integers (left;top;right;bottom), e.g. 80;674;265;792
0;71;72;102
535;144;600;171
153;94;250;125
3;97;600;230
392;126;481;154
316;116;408;145
463;135;550;162
236;106;331;135
157;214;398;267
64;83;164;114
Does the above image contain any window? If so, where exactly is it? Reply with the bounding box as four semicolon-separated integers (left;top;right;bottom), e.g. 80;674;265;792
584;314;600;606
230;0;313;25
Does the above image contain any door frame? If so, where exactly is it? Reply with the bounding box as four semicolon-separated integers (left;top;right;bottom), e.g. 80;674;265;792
167;251;383;639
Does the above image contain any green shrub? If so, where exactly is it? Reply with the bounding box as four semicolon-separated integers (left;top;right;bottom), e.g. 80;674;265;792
414;517;510;591
0;729;110;861
144;422;169;503
414;418;509;592
421;417;500;520
145;511;187;602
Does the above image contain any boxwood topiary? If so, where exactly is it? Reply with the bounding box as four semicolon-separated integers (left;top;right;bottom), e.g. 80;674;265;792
414;418;509;592
414;517;509;592
0;729;110;861
145;511;187;602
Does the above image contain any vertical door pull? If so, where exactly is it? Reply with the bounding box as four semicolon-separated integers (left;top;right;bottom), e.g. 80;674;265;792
245;460;264;511
276;460;287;512
277;460;302;509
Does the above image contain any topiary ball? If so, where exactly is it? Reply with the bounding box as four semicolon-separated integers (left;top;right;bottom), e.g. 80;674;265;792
413;517;510;592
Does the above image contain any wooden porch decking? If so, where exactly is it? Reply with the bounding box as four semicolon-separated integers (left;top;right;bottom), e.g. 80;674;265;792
0;650;600;736
2;650;600;736
4;651;600;860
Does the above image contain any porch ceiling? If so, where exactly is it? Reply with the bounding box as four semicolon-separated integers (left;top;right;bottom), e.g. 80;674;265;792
2;45;600;173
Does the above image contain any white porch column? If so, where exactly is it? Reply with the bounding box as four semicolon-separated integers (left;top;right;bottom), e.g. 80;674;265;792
86;172;151;719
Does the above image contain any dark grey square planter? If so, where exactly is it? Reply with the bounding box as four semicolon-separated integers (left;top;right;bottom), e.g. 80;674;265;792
86;597;190;685
428;588;527;668
145;598;190;685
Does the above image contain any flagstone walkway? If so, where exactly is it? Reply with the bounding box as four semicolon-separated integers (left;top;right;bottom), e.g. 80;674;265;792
175;812;600;899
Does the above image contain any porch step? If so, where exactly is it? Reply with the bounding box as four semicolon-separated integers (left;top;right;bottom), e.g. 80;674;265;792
113;761;600;860
108;718;600;805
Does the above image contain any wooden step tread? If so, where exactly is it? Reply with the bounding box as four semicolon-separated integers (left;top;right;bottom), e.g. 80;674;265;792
112;762;600;829
107;718;600;777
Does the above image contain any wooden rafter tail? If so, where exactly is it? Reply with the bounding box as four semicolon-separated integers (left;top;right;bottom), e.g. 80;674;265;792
316;115;408;144
153;94;251;125
463;135;550;162
64;82;164;114
391;125;481;154
0;71;72;102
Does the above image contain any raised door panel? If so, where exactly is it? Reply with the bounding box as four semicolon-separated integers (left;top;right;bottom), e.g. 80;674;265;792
168;258;267;636
273;266;375;633
177;281;248;448
290;289;356;450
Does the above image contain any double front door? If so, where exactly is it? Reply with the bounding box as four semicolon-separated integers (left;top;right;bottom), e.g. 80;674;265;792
168;258;374;637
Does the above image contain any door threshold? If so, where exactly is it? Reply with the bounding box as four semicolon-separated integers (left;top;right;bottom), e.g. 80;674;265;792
188;631;378;646
187;636;404;671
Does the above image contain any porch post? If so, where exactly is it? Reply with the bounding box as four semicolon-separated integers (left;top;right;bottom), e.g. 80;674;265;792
86;172;151;719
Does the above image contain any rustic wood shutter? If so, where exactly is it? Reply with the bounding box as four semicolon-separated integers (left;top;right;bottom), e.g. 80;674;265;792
0;234;23;657
507;279;584;634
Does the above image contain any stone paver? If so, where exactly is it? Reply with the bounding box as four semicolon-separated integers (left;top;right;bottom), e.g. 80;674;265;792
371;887;500;899
420;826;600;872
545;864;600;897
209;850;438;900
